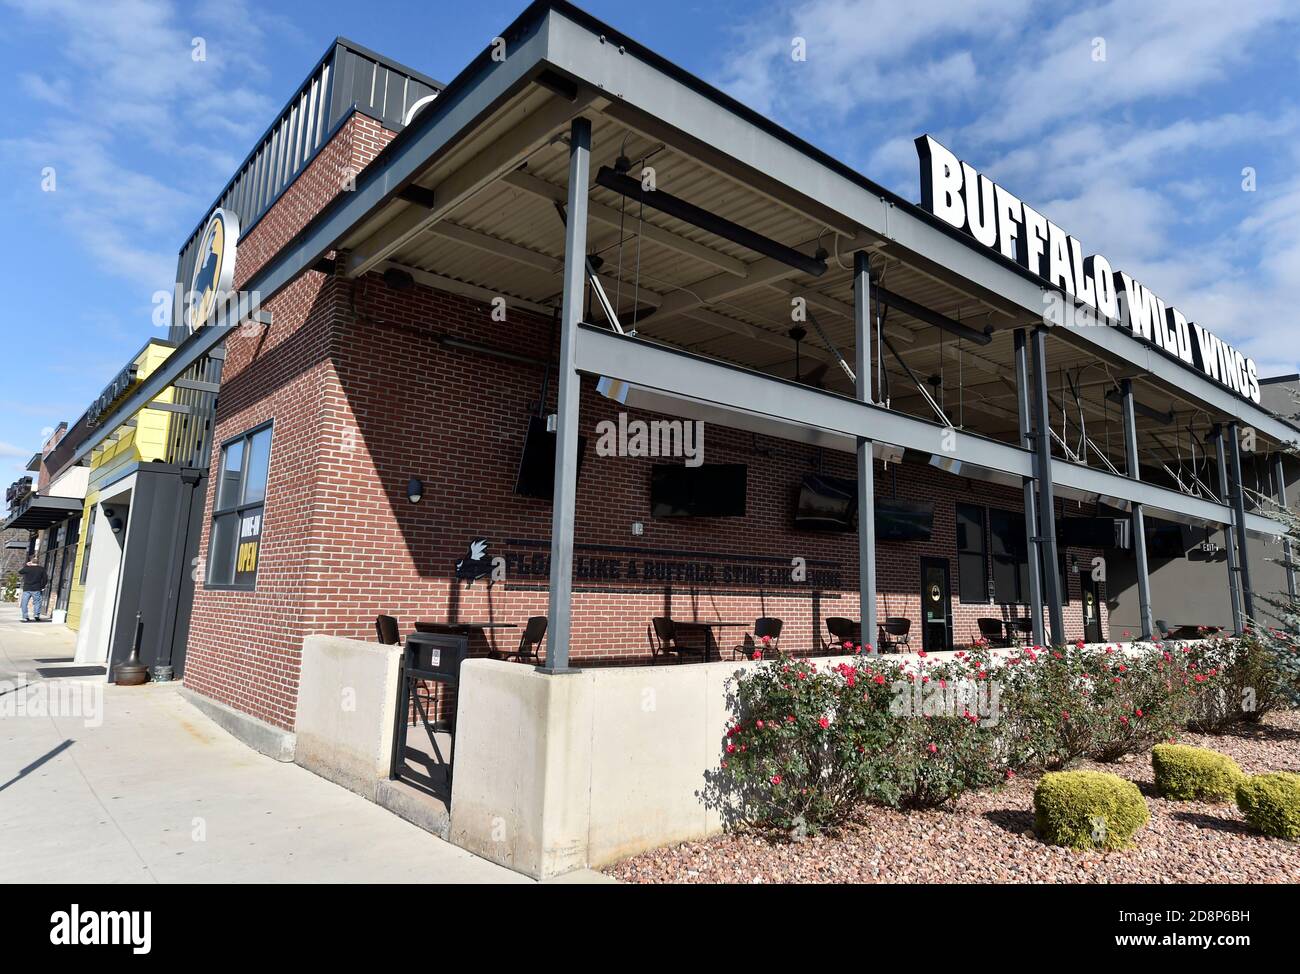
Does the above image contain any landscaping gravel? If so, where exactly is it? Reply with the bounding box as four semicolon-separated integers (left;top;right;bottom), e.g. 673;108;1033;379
605;711;1300;884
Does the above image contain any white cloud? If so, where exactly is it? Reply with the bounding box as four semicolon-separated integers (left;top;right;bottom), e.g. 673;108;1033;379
1;0;283;302
968;0;1298;145
19;73;72;109
714;0;1034;121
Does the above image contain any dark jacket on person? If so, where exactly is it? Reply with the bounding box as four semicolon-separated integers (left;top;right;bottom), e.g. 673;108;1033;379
18;564;47;592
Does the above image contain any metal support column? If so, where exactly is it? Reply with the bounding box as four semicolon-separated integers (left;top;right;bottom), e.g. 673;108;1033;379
542;116;591;674
1275;452;1297;600
1213;426;1245;634
1227;422;1255;623
1030;327;1066;644
1014;329;1045;647
853;250;877;651
1120;379;1154;640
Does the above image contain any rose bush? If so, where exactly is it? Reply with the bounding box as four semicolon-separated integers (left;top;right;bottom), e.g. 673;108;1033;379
996;641;1205;767
721;648;1009;830
1081;643;1202;762
720;636;1244;832
720;654;896;832
872;648;1007;809
1185;630;1300;731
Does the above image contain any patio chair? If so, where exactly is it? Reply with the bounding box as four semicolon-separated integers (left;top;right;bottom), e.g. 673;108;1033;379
651;617;711;663
379;613;445;734
976;617;1009;647
876;617;911;653
650;617;676;662
734;617;783;659
825;617;861;652
1005;617;1033;646
497;616;547;664
375;614;401;645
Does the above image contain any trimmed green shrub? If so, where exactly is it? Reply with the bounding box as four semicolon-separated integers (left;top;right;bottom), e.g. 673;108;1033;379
1151;744;1244;801
1034;770;1150;851
1235;772;1300;840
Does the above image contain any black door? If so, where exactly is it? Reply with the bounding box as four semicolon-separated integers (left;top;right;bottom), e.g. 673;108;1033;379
1078;569;1103;643
921;557;953;652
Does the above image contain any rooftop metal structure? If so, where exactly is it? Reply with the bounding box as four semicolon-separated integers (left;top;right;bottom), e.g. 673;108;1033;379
172;36;445;333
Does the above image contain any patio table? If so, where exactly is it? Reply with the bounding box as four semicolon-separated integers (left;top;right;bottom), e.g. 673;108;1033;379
414;621;519;634
675;621;746;661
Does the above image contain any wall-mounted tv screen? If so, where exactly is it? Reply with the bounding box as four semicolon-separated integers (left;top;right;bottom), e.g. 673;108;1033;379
514;416;587;500
875;498;934;542
1146;522;1186;559
794;474;856;531
650;463;747;517
1058;516;1127;549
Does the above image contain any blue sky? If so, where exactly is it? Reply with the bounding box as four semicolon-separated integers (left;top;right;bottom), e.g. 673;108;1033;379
2;0;1299;478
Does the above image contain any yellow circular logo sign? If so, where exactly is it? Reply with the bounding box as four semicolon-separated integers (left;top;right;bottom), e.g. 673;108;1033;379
187;208;239;331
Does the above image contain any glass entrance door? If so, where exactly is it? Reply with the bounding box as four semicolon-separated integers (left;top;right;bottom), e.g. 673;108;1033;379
921;557;953;652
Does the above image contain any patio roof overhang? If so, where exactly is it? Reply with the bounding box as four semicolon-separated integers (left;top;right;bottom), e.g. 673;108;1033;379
331;2;1299;473
67;1;1297;530
2;495;83;532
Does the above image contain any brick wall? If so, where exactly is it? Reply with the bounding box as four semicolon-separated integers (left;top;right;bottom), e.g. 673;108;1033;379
182;112;397;729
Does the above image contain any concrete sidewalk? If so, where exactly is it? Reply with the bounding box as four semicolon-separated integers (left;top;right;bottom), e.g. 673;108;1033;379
0;603;544;883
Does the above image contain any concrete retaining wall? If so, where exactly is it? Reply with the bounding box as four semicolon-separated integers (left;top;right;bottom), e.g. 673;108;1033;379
293;634;402;800
448;639;1189;879
449;655;762;879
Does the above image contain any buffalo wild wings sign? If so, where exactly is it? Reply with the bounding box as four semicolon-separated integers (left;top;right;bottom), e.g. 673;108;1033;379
187;208;239;331
915;136;1261;404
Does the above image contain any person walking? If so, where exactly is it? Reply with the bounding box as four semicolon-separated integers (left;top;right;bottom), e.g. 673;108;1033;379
18;557;48;623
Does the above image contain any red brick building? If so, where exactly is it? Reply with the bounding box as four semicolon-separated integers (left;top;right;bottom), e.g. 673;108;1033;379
76;4;1292;752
